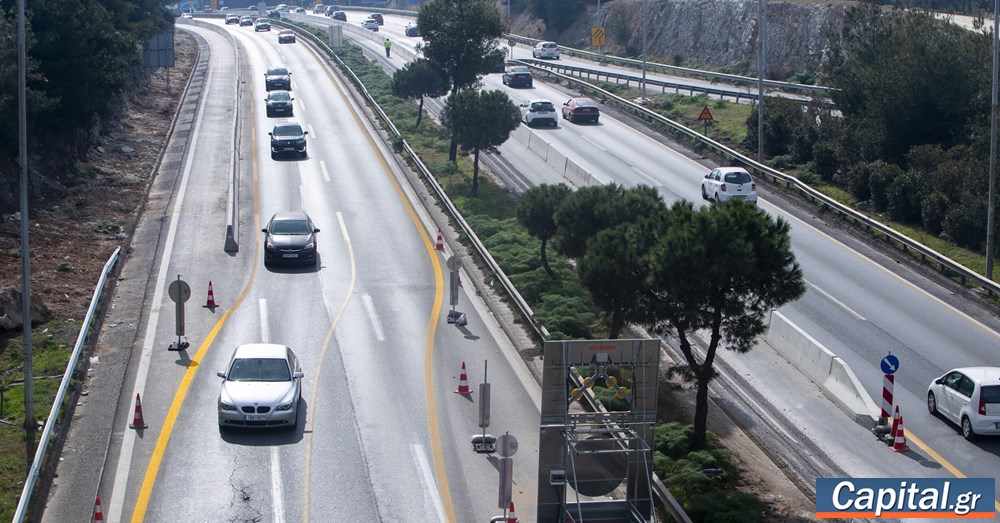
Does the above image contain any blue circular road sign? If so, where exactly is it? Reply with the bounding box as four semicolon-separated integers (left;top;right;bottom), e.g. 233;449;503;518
880;354;900;375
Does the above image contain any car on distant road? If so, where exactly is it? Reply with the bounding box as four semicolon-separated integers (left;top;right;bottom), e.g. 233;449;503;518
928;367;1000;440
361;18;379;31
278;29;296;43
561;97;600;123
225;14;240;24
264;67;291;91
254;17;271;31
269;122;308;159
180;12;193;18
265;91;294;117
239;15;253;26
329;9;346;20
267;9;281;19
368;13;384;24
520;99;557;127
261;211;320;265
217;343;303;429
404;22;420;37
532;41;560;59
701;167;758;204
293;6;305;12
502;65;532;88
313;3;326;13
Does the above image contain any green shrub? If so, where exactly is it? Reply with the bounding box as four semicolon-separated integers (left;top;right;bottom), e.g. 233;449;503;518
811;140;839;181
685;489;764;523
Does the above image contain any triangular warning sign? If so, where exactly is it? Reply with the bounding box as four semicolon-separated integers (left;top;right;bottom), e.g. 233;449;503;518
698;106;714;121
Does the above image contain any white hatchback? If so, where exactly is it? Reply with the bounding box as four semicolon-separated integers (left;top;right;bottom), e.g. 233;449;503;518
702;167;758;204
927;367;1000;440
532;41;560;59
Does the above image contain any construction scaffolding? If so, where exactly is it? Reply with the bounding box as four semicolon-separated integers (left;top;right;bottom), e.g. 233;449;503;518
537;339;661;523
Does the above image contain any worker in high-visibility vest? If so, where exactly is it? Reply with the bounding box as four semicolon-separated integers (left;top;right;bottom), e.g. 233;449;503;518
384;38;392;58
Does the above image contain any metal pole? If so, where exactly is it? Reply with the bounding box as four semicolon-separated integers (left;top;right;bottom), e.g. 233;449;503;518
987;0;999;278
641;0;647;98
17;0;35;434
757;0;766;162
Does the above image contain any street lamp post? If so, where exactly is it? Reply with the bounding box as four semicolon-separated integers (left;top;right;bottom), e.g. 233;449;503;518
17;0;35;434
987;0;999;278
641;0;648;98
757;0;766;162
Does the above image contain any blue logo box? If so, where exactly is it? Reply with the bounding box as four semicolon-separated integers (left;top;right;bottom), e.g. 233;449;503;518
816;478;995;518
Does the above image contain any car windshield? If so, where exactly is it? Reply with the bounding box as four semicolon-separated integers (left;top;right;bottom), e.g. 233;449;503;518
280;30;293;35
724;171;752;184
274;124;302;135
267;68;288;76
228;358;291;382
982;385;1000;403
257;18;270;23
271;219;312;234
268;92;291;101
531;102;554;111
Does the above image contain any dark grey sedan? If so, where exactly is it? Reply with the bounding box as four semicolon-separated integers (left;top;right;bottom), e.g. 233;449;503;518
265;90;294;117
262;211;319;266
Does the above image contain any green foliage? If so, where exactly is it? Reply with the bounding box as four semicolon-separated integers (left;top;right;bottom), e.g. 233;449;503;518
887;170;929;223
56;261;73;272
811;140;840;181
744;97;812;160
417;0;506;92
943;198;988;250
868;161;903;212
652;422;735;501
391;58;448;127
533;294;597;339
516;184;572;279
921;192;949;236
554;184;664;259
592;386;630;411
685;489;764;523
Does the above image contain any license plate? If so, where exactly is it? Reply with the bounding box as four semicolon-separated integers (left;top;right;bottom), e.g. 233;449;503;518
245;414;265;421
283;147;296;151
283;253;299;258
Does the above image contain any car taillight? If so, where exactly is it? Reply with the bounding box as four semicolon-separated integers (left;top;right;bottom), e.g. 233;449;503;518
752;182;757;191
720;183;727;192
979;394;986;415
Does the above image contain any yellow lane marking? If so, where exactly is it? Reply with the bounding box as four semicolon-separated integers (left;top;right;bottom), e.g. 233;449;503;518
905;431;1000;512
299;36;455;522
131;87;264;523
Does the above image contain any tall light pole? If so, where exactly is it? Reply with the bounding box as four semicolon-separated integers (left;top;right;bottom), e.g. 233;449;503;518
17;0;36;434
987;0;999;279
641;0;648;98
757;0;766;162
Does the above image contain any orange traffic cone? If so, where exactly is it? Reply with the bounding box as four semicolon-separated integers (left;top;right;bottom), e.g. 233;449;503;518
93;496;104;522
435;227;444;251
891;412;908;452
889;405;900;441
204;280;218;309
507;501;518;523
129;393;148;429
454;361;472;395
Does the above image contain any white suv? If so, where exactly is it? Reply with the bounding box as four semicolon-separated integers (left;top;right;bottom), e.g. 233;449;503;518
520;100;557;127
702;167;758;204
927;367;1000;440
532;41;560;59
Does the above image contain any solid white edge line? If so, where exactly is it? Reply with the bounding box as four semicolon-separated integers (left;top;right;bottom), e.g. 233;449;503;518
805;279;866;321
271;446;286;523
412;444;447;523
337;211;350;243
106;26;220;522
361;295;386;341
260;299;270;343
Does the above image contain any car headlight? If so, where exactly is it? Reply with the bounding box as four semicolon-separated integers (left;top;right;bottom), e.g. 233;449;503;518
220;401;237;411
265;238;275;249
303;240;315;251
275;401;294;411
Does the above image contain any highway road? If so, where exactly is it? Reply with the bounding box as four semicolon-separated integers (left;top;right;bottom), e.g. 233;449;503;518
43;19;541;523
41;9;1000;522
307;8;1000;512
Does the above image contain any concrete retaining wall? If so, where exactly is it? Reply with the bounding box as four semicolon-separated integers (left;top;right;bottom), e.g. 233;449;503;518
767;310;879;427
511;125;600;188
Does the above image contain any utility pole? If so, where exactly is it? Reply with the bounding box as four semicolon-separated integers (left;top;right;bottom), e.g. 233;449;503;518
757;0;767;162
986;0;999;278
17;0;36;434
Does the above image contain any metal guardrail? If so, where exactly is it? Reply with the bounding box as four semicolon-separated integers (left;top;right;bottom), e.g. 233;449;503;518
503;33;833;97
526;64;1000;296
13;248;121;522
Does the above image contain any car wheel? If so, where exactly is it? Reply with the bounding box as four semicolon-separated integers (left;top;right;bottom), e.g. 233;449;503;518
713;192;721;203
701;185;709;200
961;416;976;440
927;391;937;415
527;82;532;88
568;113;575;123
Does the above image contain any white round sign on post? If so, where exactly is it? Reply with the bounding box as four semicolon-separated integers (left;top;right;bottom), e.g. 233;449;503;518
508;38;516;48
496;433;518;458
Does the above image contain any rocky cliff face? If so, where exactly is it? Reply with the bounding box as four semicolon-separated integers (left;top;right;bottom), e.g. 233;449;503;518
536;0;853;81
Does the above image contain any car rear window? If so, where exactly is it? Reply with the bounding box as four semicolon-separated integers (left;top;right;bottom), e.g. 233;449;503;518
542;43;557;49
531;102;554;111
574;98;596;107
724;171;752;184
510;66;529;74
228;358;291;382
982;385;1000;403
